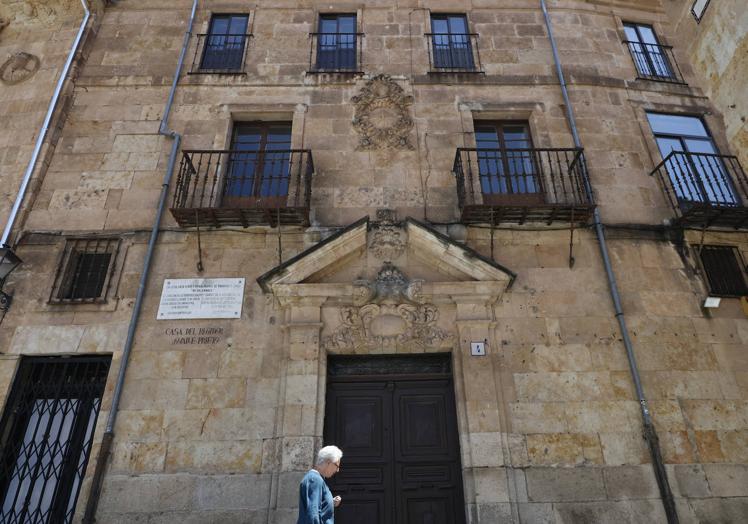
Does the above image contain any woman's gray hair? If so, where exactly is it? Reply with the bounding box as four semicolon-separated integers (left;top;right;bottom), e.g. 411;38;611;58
315;445;343;465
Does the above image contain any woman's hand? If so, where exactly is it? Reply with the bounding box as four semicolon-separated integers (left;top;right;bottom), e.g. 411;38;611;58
333;496;342;507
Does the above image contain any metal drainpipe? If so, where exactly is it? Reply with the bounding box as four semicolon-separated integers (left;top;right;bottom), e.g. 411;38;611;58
539;1;679;522
1;0;91;247
81;1;198;521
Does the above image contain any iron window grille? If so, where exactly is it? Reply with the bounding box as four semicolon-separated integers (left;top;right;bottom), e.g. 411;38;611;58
691;0;711;22
191;14;251;73
50;238;120;304
0;356;111;524
699;246;748;297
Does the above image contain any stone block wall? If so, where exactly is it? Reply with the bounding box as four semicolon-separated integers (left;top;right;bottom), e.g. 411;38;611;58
0;0;91;242
0;1;745;523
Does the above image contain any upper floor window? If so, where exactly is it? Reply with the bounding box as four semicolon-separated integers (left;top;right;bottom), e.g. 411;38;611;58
623;23;683;83
699;245;748;297
647;113;739;206
313;14;359;72
198;14;250;72
224;122;293;204
474;121;542;205
691;0;711;22
50;238;120;304
429;14;476;72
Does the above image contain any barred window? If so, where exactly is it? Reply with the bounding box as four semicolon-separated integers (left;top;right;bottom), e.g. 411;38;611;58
50;238;120;303
691;0;711;22
699;245;748;297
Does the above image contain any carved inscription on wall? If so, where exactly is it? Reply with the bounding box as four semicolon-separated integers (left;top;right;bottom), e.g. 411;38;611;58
351;74;415;151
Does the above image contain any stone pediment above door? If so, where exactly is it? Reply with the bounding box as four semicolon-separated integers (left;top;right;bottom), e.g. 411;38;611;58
257;212;516;306
258;213;515;352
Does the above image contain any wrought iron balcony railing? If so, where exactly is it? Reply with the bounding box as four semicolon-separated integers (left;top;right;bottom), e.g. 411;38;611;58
170;149;314;227
425;33;483;73
454;147;595;224
650;151;748;228
189;33;252;74
308;32;364;73
623;41;686;84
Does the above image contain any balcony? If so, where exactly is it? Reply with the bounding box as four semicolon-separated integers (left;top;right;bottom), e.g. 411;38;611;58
425;33;483;74
650;151;748;229
308;32;364;74
170;149;314;228
189;33;251;74
454;148;595;225
623;41;686;84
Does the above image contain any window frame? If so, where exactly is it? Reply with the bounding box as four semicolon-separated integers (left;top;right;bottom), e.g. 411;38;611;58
222;121;294;204
473;120;544;203
622;22;678;82
646;111;740;206
314;13;360;72
198;13;251;73
698;245;748;298
428;13;478;72
49;238;121;304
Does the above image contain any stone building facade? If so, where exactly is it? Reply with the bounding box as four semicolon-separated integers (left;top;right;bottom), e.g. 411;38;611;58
0;1;746;523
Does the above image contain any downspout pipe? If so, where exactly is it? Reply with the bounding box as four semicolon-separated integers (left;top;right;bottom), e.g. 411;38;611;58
0;0;91;248
539;2;679;523
82;1;198;522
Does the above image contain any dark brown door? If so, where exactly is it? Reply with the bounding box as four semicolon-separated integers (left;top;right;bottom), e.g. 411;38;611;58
324;355;466;524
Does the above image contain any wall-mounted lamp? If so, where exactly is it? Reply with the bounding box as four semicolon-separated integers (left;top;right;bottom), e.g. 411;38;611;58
0;245;22;310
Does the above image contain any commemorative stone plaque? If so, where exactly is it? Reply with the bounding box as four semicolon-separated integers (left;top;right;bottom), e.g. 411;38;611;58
157;278;245;320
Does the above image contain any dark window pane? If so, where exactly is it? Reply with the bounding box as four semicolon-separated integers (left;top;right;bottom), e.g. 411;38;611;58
226;123;293;199
201;14;249;71
430;14;474;70
316;14;357;71
700;246;748;296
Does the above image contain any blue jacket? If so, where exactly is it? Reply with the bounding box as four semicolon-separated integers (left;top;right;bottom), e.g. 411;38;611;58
296;469;334;524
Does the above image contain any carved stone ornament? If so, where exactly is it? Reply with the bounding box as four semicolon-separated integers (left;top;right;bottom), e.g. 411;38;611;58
324;264;452;352
0;52;41;85
369;209;406;262
351;74;415;151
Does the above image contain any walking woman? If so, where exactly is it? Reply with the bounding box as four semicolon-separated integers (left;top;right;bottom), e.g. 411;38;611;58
297;445;343;524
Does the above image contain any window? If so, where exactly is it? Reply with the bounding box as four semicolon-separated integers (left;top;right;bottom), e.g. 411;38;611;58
623;23;678;82
0;356;111;524
200;14;249;71
475;121;542;204
315;14;358;71
700;246;748;297
429;14;475;71
691;0;711;22
50;238;119;303
223;122;293;204
647;113;738;206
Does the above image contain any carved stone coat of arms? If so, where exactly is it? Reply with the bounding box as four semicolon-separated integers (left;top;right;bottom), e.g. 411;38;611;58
351;75;415;151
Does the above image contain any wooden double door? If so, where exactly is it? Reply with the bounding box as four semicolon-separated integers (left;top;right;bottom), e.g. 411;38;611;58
324;356;466;524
